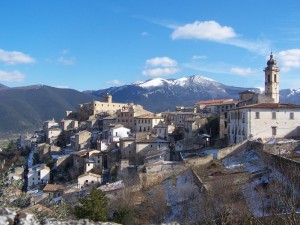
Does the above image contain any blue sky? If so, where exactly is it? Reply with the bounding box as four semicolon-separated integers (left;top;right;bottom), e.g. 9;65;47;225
0;0;300;91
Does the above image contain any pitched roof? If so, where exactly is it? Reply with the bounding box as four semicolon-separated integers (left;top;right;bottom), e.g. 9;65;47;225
240;103;300;109
136;136;169;143
195;99;233;105
78;172;102;179
43;184;65;192
135;114;163;119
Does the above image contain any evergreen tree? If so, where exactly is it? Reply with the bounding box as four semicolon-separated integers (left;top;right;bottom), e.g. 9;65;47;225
74;187;108;222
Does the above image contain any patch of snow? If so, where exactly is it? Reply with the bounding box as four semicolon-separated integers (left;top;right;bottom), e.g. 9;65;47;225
222;149;265;173
277;139;298;144
173;77;188;86
266;138;276;144
139;78;170;88
287;88;300;97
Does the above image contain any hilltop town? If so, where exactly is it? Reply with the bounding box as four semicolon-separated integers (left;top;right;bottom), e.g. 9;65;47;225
1;54;300;224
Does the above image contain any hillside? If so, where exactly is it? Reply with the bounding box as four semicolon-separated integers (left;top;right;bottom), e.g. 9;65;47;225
0;85;96;136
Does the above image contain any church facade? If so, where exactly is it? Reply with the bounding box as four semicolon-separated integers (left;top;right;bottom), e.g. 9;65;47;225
227;54;300;144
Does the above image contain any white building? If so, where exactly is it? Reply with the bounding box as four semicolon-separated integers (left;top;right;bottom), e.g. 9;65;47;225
27;164;50;188
227;103;300;144
107;124;130;142
77;172;102;189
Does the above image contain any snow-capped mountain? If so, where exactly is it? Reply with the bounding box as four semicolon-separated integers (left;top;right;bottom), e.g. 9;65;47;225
280;88;300;104
87;75;259;112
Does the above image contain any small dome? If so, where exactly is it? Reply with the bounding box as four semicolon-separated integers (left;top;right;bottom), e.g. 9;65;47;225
267;53;277;66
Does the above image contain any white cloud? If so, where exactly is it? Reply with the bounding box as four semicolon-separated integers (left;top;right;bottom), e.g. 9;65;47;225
0;49;35;65
192;55;207;60
169;20;270;54
143;56;180;77
230;67;254;76
224;38;270;55
145;57;177;67
57;56;75;66
0;70;25;82
275;49;300;71
171;20;236;41
106;80;124;86
141;32;149;36
142;67;180;77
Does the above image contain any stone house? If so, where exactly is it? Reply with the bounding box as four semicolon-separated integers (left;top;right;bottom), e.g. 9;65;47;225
161;111;201;127
135;135;170;162
43;184;65;199
77;172;102;189
27;164;50;188
116;104;152;131
71;149;104;178
98;180;125;200
74;130;91;151
119;137;136;161
102;114;117;131
134;114;164;132
84;149;104;174
152;121;175;140
46;127;62;144
183;117;208;139
59;119;78;131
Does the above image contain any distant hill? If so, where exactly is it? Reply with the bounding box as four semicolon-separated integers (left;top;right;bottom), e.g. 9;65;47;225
1;75;299;137
86;75;261;112
0;85;96;136
0;83;8;90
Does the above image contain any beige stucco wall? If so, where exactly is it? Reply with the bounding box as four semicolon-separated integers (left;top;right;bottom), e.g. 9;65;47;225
228;108;300;144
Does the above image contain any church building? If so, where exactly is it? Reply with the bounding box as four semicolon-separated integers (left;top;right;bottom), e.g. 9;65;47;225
227;54;300;144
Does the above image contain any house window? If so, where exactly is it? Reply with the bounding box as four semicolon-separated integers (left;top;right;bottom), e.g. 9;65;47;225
268;74;270;82
274;74;277;82
150;145;153;147
272;126;277;136
255;112;260;119
272;112;276;119
290;112;294;120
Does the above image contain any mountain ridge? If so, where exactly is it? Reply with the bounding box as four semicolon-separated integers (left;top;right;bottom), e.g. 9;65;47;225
0;74;299;136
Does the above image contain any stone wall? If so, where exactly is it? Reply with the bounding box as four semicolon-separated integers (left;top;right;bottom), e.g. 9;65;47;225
263;140;300;155
183;154;214;166
191;169;208;192
217;140;248;160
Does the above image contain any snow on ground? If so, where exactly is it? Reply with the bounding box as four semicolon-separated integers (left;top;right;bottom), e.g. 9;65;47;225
222;149;265;173
27;151;33;168
241;166;289;217
162;170;203;224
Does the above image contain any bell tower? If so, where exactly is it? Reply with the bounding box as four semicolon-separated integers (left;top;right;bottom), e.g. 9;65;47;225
264;53;280;103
